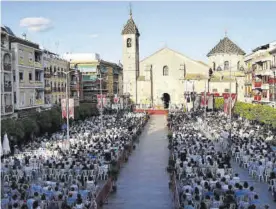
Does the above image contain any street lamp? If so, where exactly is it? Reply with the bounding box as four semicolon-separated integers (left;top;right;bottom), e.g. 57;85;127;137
54;69;77;149
97;69;104;131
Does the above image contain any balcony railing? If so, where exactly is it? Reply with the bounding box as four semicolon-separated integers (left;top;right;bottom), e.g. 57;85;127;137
269;78;276;84
35;99;44;105
4;85;12;92
254;82;262;88
5;105;13;113
3;63;11;71
44;73;51;78
34;62;42;69
244;94;253;98
254;95;262;101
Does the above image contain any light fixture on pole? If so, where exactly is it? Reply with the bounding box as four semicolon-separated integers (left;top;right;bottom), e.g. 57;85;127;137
54;68;77;150
97;68;103;131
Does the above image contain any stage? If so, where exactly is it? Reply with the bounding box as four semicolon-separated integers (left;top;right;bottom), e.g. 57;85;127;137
134;109;169;115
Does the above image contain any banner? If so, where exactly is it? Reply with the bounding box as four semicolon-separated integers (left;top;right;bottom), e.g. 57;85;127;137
200;93;210;107
61;98;74;119
223;93;237;115
114;94;119;103
97;94;106;109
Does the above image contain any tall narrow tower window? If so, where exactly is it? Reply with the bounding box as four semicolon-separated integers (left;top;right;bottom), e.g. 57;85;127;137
224;61;229;70
127;38;132;48
163;65;169;76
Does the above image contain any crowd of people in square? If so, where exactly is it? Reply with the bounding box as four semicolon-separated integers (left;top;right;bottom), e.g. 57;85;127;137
168;110;275;209
1;111;148;209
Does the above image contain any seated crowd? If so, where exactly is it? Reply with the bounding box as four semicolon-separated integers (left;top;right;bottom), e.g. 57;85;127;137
1;112;148;209
169;111;273;209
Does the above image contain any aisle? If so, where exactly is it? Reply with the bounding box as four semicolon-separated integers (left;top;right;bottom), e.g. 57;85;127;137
231;160;276;207
104;115;173;209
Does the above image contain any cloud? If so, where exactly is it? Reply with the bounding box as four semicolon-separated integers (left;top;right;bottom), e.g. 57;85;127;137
88;34;98;38
20;17;53;32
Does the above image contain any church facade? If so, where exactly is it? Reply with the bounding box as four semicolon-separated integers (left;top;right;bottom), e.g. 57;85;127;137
121;11;209;108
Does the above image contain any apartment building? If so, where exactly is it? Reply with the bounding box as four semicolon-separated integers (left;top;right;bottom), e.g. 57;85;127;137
9;34;44;117
244;41;276;105
43;50;69;105
1;26;14;117
64;53;123;105
69;66;82;107
269;47;276;106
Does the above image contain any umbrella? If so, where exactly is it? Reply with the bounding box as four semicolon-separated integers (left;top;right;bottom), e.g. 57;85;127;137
2;133;11;155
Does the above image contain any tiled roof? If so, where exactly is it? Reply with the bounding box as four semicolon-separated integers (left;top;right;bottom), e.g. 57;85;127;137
121;16;140;36
207;37;245;57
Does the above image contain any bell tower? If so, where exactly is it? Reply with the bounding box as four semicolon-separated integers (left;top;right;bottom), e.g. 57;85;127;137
121;4;140;104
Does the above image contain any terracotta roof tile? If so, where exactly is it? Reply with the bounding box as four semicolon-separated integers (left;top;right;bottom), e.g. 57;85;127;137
207;37;245;57
121;16;140;36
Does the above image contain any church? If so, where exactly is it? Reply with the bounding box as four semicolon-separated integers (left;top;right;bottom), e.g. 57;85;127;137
121;11;209;108
121;10;246;109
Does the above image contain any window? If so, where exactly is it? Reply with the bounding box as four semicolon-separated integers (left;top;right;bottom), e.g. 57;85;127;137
237;61;240;71
3;53;11;64
14;92;16;104
13;74;16;82
224;89;229;92
213;62;216;71
217;66;222;71
29;72;33;81
127;38;132;48
29;52;33;62
224;61;229;70
163;65;169;76
19;72;23;81
212;89;218;92
20;92;25;106
35;71;41;81
19;49;24;59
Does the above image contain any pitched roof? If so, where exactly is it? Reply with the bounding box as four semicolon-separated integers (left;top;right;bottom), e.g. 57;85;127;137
121;16;140;36
207;37;246;57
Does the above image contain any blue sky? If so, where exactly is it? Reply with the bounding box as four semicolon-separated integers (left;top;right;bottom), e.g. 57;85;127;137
1;1;276;63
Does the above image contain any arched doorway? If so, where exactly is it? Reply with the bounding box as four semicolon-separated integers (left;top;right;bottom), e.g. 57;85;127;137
161;93;170;109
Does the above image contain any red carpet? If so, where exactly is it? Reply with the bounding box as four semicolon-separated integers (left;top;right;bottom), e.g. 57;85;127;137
134;109;169;115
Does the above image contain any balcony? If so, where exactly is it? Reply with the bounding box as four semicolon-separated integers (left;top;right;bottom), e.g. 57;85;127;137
244;94;253;98
3;63;11;71
254;95;262;101
262;83;270;90
254;81;262;88
269;78;276;84
1;105;13;115
34;61;42;69
261;97;270;103
44;72;51;78
35;99;44;105
4;84;12;92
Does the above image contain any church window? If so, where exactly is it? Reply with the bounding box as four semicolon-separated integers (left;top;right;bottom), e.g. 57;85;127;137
237;61;240;71
163;65;169;76
224;61;229;70
127;38;132;48
213;62;216;71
